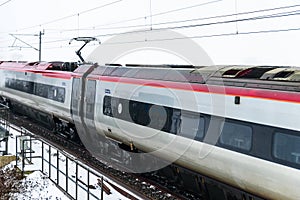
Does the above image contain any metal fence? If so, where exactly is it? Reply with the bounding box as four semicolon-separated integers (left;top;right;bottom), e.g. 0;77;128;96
15;128;105;200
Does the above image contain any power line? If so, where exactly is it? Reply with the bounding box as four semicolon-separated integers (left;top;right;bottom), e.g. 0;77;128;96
2;2;300;52
158;10;300;32
34;23;300;49
46;3;300;33
3;0;221;35
98;27;300;46
91;9;300;37
12;8;300;47
10;0;124;32
3;25;300;51
81;2;300;31
91;0;223;29
0;0;12;7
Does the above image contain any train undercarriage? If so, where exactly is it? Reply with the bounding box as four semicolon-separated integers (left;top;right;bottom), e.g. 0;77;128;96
115;141;263;200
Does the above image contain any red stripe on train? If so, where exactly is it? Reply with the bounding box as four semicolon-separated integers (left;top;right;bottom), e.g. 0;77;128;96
99;76;300;103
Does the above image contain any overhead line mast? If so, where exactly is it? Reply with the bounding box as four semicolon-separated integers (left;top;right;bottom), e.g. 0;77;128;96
9;31;44;62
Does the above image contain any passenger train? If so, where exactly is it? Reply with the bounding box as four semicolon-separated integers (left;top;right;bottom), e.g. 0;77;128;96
0;60;299;199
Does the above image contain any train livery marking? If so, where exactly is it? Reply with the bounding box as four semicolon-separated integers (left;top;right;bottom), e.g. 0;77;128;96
99;75;300;104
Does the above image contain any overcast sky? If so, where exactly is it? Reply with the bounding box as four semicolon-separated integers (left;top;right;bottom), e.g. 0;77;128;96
1;0;300;66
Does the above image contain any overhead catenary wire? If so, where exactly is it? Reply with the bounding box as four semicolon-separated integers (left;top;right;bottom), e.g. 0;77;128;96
6;3;300;35
3;3;300;36
1;2;300;52
27;7;300;46
0;0;223;45
90;0;223;29
3;0;224;45
45;3;300;33
5;0;220;34
3;7;300;48
7;0;124;32
40;25;300;50
4;26;300;59
91;26;300;46
0;0;12;7
83;3;300;32
91;9;300;37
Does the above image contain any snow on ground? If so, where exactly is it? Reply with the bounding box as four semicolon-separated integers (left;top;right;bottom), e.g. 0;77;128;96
0;124;136;200
10;170;69;200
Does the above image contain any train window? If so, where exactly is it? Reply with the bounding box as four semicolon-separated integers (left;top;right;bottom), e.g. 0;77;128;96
56;87;65;103
180;111;204;140
273;132;300;165
110;98;131;122
103;96;113;116
5;78;65;103
22;81;34;94
170;109;181;135
34;84;65;103
129;100;151;126
5;78;11;88
35;83;48;98
47;86;55;100
128;100;176;133
104;96;195;135
219;122;252;151
148;105;168;130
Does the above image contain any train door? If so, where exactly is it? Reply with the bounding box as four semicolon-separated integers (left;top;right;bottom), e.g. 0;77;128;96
71;77;86;139
85;80;96;121
70;64;97;144
83;79;98;136
71;78;80;118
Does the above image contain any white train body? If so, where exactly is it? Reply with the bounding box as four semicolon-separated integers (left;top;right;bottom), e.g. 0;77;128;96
0;62;73;122
92;71;300;200
0;61;299;199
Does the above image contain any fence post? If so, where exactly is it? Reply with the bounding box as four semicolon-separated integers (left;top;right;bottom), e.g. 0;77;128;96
15;136;18;166
21;140;25;178
66;158;68;194
57;150;59;185
87;170;90;200
76;163;78;199
29;138;32;163
101;176;104;200
42;141;44;173
49;145;51;178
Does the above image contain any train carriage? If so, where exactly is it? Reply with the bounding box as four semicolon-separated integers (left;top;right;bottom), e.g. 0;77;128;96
0;60;299;199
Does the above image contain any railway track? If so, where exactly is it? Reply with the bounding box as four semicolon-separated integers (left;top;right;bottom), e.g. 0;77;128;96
4;111;204;200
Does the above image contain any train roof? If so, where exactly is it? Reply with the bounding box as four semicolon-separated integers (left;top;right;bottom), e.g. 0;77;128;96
1;61;300;91
93;63;300;81
89;64;300;92
0;61;78;71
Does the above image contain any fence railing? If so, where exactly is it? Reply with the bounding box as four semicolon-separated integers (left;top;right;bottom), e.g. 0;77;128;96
15;127;105;200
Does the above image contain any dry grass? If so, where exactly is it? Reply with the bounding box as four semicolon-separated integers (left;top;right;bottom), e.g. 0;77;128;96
0;156;16;168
